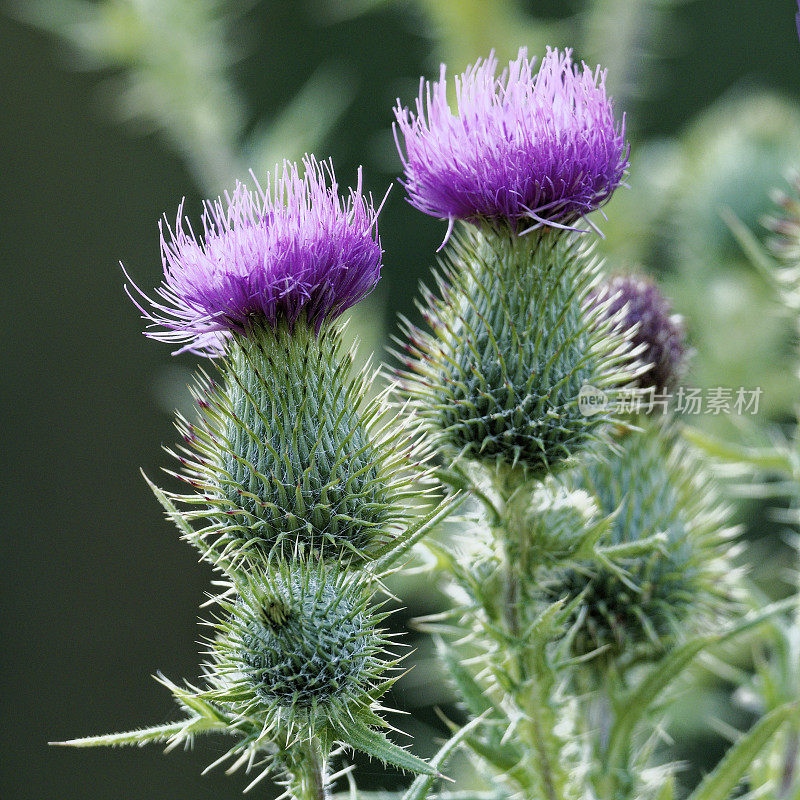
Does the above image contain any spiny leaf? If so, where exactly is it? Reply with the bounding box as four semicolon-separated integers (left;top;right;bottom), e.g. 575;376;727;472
370;492;466;573
334;718;438;777
607;597;799;770
143;469;196;539
683;425;795;477
436;638;494;718
721;206;782;290
654;776;676;800
595;532;668;561
51;719;203;748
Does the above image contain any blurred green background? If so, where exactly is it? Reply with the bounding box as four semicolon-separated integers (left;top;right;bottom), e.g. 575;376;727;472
3;1;800;797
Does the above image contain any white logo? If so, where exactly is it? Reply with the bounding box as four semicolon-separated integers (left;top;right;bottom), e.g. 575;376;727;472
577;384;610;416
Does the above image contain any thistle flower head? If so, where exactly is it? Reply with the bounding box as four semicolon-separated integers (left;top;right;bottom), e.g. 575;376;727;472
129;155;385;355
116;557;437;788
590;274;688;394
394;47;628;231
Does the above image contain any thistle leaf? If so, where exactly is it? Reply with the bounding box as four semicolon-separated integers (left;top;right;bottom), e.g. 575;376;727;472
370;491;466;573
457;732;524;779
607;597;799;769
721;206;781;289
143;469;192;536
52;719;204;748
683;425;795;476
334;718;438;777
436;638;494;718
594;532;668;561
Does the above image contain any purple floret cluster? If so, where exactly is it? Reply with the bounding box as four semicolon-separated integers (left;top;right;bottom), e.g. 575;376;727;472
394;47;628;231
128;155;385;355
592;274;688;394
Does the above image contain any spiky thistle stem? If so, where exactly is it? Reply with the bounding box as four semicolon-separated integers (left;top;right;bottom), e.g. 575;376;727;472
498;491;562;800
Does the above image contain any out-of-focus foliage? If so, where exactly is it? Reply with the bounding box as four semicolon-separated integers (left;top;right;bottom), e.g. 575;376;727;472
665;93;800;421
332;0;686;126
17;0;352;194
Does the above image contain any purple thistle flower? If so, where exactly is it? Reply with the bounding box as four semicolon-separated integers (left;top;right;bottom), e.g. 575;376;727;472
126;155;386;355
394;47;628;234
591;274;688;394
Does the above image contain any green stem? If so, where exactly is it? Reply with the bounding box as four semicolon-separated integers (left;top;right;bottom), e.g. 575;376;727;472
292;739;330;800
495;482;562;800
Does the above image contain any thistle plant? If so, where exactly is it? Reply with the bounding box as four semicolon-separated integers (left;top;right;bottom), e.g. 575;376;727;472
56;154;456;797
57;44;800;800
388;46;794;800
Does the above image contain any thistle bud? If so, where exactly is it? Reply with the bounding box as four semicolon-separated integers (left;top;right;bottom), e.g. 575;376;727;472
542;423;738;661
590;274;688;394
136;558;435;785
175;557;439;785
521;484;605;565
207;560;390;717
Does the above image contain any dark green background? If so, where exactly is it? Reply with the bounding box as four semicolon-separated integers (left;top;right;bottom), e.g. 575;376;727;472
2;2;800;797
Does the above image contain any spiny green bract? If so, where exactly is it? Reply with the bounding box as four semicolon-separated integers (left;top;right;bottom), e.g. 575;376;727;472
399;223;634;478
206;559;393;723
168;320;424;565
543;422;738;662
